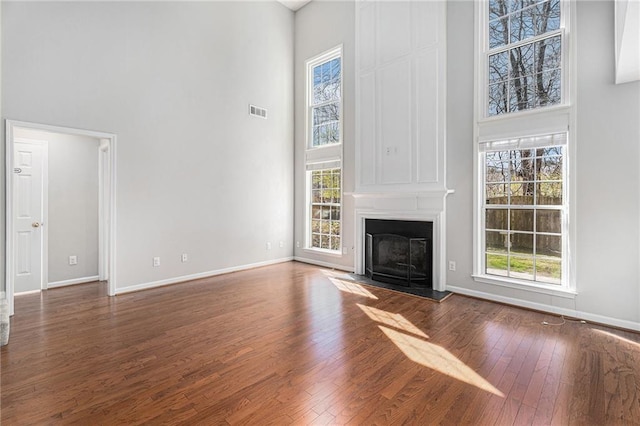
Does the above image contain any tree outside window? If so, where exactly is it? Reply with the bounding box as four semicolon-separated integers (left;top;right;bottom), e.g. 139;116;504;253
310;57;341;147
487;0;562;116
310;168;341;251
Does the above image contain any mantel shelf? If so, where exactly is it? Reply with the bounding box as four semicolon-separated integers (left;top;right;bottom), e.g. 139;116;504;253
345;189;455;199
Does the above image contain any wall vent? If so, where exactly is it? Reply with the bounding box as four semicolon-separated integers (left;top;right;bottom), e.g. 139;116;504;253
249;104;268;119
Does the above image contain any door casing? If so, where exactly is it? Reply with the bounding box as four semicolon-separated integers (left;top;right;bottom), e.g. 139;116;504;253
5;120;117;315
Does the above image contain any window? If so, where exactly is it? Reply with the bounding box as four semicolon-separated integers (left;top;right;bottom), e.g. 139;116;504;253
475;1;573;292
309;168;341;251
486;0;563;116
482;135;565;284
305;46;343;253
309;52;341;147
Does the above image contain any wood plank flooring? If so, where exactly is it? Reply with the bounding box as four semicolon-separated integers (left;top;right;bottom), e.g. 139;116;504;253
2;261;639;425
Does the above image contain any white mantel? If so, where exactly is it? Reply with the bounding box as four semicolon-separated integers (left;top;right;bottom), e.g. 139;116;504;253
350;190;453;292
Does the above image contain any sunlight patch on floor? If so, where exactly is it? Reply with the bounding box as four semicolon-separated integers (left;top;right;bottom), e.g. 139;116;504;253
321;269;349;279
379;326;505;397
357;304;428;338
330;278;378;300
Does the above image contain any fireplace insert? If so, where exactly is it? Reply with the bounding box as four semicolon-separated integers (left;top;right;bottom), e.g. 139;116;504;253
364;219;433;288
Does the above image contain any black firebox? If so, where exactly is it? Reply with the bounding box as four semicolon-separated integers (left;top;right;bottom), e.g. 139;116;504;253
365;219;433;288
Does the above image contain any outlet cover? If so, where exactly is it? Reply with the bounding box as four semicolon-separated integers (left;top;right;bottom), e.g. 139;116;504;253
153;257;161;267
69;255;77;265
181;253;188;263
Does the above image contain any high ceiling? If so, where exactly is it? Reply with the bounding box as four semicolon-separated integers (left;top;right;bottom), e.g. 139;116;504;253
277;0;312;12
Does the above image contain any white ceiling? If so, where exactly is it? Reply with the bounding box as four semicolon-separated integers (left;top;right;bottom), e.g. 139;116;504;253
277;0;312;12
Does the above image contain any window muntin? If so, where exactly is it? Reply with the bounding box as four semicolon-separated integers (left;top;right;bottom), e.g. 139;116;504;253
309;168;341;251
309;56;341;147
489;0;560;48
305;47;343;254
486;0;562;116
483;145;564;284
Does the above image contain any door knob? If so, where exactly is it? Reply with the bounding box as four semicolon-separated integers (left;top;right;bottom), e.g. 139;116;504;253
32;222;40;228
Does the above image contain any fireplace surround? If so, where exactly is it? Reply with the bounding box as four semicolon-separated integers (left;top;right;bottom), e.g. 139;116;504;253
353;195;449;292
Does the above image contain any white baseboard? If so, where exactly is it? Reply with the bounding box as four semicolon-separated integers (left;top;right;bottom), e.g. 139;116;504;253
14;289;41;296
115;257;294;295
293;256;355;272
48;275;100;289
448;285;640;332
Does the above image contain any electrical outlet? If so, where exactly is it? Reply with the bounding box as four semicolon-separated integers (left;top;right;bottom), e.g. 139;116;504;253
266;242;271;250
279;241;284;248
153;257;161;267
448;261;456;271
69;255;77;265
296;241;300;248
342;247;348;254
181;253;188;263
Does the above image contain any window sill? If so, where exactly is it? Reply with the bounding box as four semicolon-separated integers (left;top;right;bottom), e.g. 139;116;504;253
306;143;342;152
478;103;571;125
302;247;343;258
472;274;576;299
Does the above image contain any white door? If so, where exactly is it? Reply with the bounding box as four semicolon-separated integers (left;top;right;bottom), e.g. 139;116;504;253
13;142;46;293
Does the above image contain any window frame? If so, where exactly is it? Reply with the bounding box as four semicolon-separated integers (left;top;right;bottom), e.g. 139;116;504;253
478;0;571;121
473;0;576;296
306;167;343;254
480;142;567;287
306;46;343;152
304;46;344;255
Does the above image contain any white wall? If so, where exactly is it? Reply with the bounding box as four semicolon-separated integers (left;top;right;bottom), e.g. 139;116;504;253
445;0;477;298
0;0;4;293
2;1;295;292
293;1;356;270
446;0;640;329
574;0;640;323
14;128;99;284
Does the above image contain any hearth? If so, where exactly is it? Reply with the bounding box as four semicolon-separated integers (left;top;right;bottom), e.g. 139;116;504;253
365;219;433;288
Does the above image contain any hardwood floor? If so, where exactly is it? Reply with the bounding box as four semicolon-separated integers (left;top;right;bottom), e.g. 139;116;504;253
2;261;639;425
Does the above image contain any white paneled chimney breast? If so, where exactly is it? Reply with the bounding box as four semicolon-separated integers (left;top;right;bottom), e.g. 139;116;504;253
352;0;452;292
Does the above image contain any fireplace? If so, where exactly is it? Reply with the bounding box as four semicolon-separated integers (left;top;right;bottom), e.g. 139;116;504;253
365;219;433;288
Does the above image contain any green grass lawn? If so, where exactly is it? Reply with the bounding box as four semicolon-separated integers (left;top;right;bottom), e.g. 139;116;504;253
487;252;561;279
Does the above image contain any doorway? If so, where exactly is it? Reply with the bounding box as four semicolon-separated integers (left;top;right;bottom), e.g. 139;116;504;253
5;120;117;315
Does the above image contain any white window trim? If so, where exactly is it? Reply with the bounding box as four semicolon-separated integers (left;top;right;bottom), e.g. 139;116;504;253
472;273;576;298
478;0;572;122
479;140;569;288
306;45;343;159
304;166;343;254
304;45;344;254
473;0;577;294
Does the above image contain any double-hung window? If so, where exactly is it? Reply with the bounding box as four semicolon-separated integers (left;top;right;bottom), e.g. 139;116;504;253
482;135;565;284
305;46;343;253
309;167;341;251
310;53;341;147
487;0;562;115
476;0;573;291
